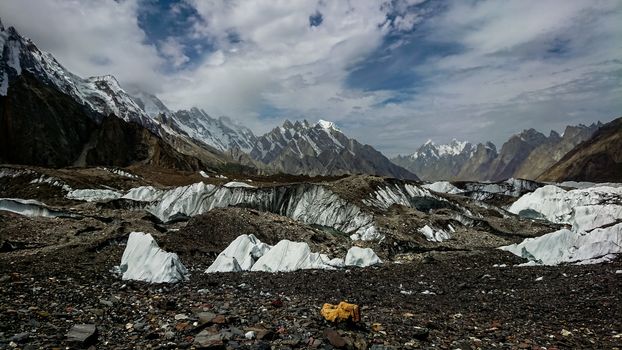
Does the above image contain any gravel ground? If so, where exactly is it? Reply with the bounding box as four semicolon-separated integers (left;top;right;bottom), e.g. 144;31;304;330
1;243;621;349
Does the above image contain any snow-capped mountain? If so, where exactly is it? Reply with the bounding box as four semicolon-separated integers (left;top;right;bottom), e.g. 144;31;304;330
0;21;152;127
130;90;171;118
395;123;602;182
250;119;418;179
171;108;258;153
391;139;475;181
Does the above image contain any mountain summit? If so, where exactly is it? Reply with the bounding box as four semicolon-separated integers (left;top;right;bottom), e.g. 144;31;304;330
250;120;418;179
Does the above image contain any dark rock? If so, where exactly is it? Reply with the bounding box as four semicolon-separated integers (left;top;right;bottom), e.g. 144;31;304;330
323;328;346;348
66;324;97;346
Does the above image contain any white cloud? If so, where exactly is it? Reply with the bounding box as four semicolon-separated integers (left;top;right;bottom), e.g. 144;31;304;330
159;37;190;68
0;0;620;155
0;0;165;92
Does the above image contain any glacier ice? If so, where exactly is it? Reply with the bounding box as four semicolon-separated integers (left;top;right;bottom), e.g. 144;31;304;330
345;247;382;267
251;240;334;272
501;184;622;265
0;198;70;218
224;181;256;188
423;181;464;195
66;189;123;202
117;232;188;283
509;185;622;230
207;235;344;273
418;225;451;242
205;234;270;272
500;223;622;265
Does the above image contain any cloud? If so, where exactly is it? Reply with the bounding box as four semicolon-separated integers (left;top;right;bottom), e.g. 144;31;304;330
0;0;165;92
159;37;190;68
0;0;620;155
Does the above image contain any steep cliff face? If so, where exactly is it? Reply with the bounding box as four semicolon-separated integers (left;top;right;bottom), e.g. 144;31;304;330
0;72;204;170
514;124;600;179
84;115;203;170
0;73;96;166
455;142;498;181
538;117;622;183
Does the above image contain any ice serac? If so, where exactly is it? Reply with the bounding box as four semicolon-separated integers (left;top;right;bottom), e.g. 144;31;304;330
118;232;188;283
500;223;622;265
206;234;270;272
509;185;622;229
251;240;334;272
345;247;381;267
250;119;418;180
501;184;622;265
418;225;451;242
148;182;383;241
0;198;68;217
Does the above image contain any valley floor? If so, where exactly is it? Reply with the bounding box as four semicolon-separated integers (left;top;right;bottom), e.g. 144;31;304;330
1;245;620;349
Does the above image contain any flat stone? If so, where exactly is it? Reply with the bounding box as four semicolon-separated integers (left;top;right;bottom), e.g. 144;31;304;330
66;324;97;345
323;328;346;348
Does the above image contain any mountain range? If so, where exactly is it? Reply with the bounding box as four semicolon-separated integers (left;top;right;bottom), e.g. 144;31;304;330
0;20;618;182
0;21;415;179
392;123;602;181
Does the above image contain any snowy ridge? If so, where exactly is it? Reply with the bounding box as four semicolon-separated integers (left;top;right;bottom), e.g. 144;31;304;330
409;139;474;160
171;108;257;153
0;25;153;126
251;119;347;161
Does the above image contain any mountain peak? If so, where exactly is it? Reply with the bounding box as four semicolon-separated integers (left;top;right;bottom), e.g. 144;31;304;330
0;18;4;31
282;119;294;129
316;119;338;131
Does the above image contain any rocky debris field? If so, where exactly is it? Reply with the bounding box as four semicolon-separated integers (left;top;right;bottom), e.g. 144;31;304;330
1;165;622;349
1;239;621;349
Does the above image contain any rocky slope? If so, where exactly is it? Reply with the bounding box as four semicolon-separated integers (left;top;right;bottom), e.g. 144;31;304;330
514;123;600;180
455;142;498;181
0;165;621;348
538;117;622;182
251;120;418;180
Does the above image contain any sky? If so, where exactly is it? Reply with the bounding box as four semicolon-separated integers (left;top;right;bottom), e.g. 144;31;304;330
1;0;621;156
